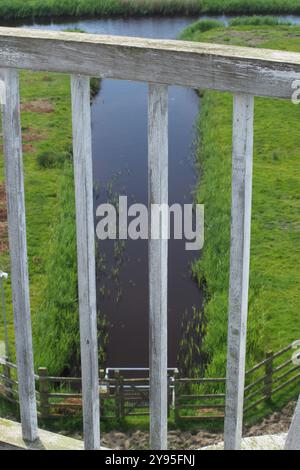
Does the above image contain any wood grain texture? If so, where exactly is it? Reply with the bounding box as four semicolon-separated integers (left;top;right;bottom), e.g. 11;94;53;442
0;67;38;442
285;395;300;450
148;84;168;450
71;75;100;450
0;27;300;98
224;94;254;450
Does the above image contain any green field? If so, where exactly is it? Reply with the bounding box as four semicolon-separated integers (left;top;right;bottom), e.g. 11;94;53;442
180;20;300;381
0;70;73;365
1;0;300;20
1;15;300;428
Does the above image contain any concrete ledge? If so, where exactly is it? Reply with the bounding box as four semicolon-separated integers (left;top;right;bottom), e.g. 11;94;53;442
201;433;287;451
0;418;85;450
1;418;288;451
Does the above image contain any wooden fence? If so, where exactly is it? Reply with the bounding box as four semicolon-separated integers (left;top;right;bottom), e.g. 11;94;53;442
1;26;300;449
174;341;300;421
1;341;299;423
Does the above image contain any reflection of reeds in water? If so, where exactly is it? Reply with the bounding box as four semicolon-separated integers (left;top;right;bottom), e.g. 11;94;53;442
177;305;207;379
97;311;109;369
95;178;129;366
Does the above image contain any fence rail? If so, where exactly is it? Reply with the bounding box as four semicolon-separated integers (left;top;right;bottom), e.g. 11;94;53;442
1;340;299;423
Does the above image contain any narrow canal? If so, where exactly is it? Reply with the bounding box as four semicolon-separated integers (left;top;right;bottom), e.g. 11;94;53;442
10;14;300;369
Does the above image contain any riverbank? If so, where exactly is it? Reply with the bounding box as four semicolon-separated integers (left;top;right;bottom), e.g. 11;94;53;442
0;68;101;374
98;400;296;449
2;0;300;21
0;70;73;366
182;20;300;398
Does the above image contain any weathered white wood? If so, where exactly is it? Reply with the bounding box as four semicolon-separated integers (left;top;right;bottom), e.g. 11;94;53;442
0;27;300;98
285;396;300;450
148;84;168;450
224;94;254;450
71;75;100;450
0;67;38;442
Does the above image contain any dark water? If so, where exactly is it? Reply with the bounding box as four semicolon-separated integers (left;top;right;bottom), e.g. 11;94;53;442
92;81;201;368
88;18;201;369
12;14;300;368
15;16;202;368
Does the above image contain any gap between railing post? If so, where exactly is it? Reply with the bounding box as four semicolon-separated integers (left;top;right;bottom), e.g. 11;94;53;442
148;83;168;450
0;67;38;442
3;356;13;400
224;93;254;450
71;75;100;450
264;351;274;404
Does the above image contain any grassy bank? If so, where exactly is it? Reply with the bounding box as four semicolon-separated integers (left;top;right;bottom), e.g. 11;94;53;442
181;21;300;386
1;0;300;21
0;70;73;366
0;72;101;375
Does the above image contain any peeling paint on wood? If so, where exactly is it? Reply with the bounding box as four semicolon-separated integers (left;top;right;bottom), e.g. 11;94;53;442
148;84;168;450
285;396;300;450
224;94;254;450
0;67;38;442
0;28;299;98
71;75;100;450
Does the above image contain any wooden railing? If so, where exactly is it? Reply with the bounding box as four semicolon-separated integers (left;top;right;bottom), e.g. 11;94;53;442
1;341;299;422
1;26;300;449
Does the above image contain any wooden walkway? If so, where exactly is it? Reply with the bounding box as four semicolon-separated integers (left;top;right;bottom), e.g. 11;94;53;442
0;418;84;450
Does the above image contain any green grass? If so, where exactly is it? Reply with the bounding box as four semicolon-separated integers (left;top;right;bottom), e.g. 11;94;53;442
1;16;300;431
1;0;300;20
0;27;102;375
0;70;73;365
228;15;292;26
181;21;300;386
33;164;80;375
0;0;201;19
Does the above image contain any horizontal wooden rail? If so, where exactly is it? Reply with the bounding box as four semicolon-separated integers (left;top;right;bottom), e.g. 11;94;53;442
246;344;294;376
176;378;226;383
245;375;267;393
0;27;300;99
1;27;300;448
183;404;225;409
179;415;224;421
47;393;82;399
46;376;83;383
0;374;18;386
0;358;17;370
179;394;226;400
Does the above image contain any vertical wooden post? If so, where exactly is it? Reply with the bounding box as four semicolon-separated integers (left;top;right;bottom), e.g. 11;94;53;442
119;374;125;421
3;356;13;400
99;369;105;418
167;375;170;418
264;351;273;403
71;75;100;450
114;370;120;421
224;94;254;450
0;68;38;442
39;367;49;419
174;371;179;425
148;83;168;450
